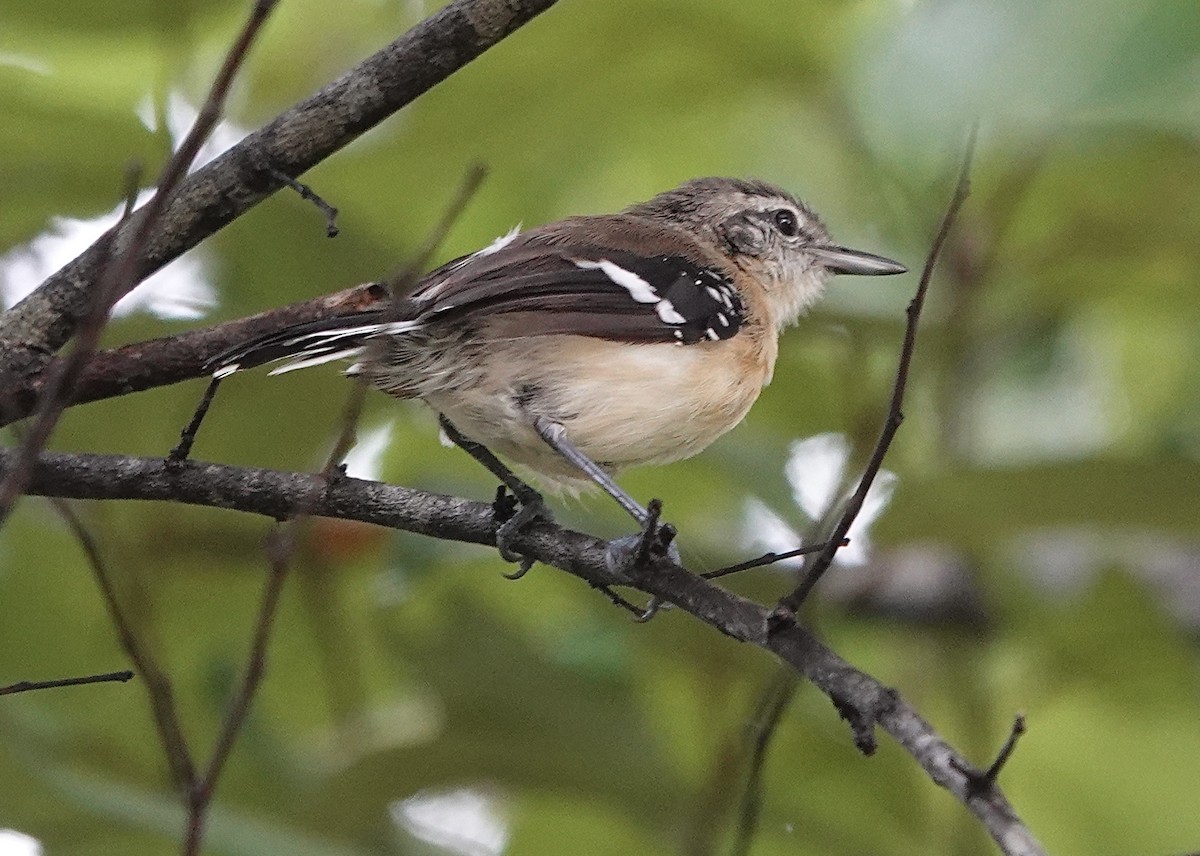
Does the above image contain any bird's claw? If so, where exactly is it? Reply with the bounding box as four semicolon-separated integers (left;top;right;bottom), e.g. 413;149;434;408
493;485;551;576
603;499;680;576
604;531;682;575
631;596;669;622
502;556;535;580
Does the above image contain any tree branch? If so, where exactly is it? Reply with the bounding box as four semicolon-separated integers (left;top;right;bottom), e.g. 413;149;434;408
0;0;559;397
0;0;280;528
7;446;1045;856
0;283;386;428
775;128;978;617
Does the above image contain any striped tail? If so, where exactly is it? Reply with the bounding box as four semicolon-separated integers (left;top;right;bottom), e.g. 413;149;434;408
208;312;420;378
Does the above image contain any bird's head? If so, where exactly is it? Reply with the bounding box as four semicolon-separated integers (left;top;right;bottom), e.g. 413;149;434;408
629;177;906;329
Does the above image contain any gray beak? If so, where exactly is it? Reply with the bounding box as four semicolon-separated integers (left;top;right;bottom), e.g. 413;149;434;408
811;245;907;276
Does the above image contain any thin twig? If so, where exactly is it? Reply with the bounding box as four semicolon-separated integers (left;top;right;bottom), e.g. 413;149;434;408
268;167;340;237
382;162;489;299
168;376;223;464
954;714;1028;798
702;539;848;581
0;0;280;529
0;670;134;696
774;126;979;619
49;495;198;788
730;670;798;856
182;522;294;856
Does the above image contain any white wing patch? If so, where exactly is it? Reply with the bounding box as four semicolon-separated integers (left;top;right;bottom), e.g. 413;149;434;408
572;258;658;303
282;320;418;345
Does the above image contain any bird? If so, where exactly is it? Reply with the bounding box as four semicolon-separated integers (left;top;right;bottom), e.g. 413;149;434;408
210;177;905;551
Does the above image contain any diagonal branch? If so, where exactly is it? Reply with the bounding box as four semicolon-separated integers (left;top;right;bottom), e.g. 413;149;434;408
0;0;280;528
7;445;1045;856
775;128;978;617
0;0;560;394
48;495;198;788
0;283;388;428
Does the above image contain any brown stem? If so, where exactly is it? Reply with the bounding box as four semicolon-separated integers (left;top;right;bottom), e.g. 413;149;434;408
775;126;979;618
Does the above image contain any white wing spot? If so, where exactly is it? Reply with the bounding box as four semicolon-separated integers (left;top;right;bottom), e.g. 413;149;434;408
705;329;720;341
573;258;658;303
655;298;686;325
705;286;721;301
717;312;729;326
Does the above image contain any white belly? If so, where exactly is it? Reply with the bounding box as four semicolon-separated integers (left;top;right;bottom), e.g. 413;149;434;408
421;335;769;489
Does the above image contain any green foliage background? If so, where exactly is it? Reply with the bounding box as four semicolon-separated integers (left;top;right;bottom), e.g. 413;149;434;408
2;0;1199;853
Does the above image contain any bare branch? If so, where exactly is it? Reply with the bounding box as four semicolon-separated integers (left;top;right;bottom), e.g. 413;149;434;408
183;523;293;855
268;168;340;237
774;127;979;618
47;495;198;788
0;0;560;386
729;671;798;856
954;714;1029;799
7;445;1045;856
702;539;848;581
382;162;490;298
0;0;280;527
0;670;133;696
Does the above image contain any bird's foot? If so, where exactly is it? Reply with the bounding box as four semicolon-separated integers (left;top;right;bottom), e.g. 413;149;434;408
603;499;679;621
492;484;553;579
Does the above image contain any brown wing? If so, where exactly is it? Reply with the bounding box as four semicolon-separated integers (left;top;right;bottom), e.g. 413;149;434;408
409;218;745;345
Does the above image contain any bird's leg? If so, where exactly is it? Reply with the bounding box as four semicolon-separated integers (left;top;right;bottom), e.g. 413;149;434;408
167;376;223;466
529;417;649;524
529;416;679;604
438;414;548;578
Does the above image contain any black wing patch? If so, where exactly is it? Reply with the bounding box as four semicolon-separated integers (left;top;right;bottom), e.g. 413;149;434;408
414;247;745;346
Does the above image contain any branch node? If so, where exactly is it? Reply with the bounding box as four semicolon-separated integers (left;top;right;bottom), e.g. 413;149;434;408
831;686;898;756
765;603;797;636
954;713;1028;798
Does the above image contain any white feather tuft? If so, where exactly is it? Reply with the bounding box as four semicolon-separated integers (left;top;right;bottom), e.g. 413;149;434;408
268;347;366;375
474;224;521;258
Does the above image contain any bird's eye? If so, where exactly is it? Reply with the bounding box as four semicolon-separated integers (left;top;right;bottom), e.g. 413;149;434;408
772;208;799;237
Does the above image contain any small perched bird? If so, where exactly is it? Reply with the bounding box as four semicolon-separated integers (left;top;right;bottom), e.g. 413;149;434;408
212;177;904;529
